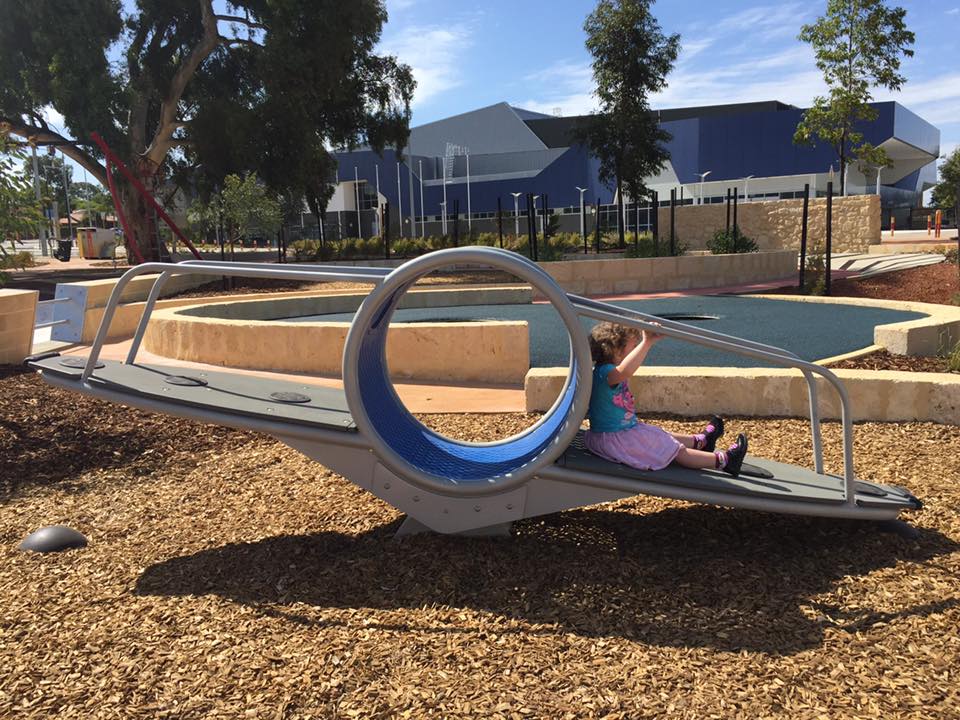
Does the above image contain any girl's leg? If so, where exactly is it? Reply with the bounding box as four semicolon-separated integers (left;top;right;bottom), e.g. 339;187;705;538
670;433;697;448
672;446;721;469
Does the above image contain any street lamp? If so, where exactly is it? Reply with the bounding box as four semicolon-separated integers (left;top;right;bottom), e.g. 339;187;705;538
575;186;587;241
532;195;541;234
439;201;447;236
510;192;522;236
697;171;712;205
743;175;754;203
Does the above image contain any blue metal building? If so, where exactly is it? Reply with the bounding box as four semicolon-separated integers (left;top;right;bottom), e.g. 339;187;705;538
328;100;939;237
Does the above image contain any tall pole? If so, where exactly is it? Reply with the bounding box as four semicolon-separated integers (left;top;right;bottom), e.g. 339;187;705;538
826;181;833;296
354;166;363;239
407;161;415;241
466;153;472;235
442;163;448;235
577;188;586;243
418;160;425;238
669;188;676;256
725;188;731;234
651;191;659;256
396;162;404;239
876;167;882;196
511;192;521;237
60;148;73;246
31;145;49;256
732;186;739;238
374;165;381;238
799;183;810;289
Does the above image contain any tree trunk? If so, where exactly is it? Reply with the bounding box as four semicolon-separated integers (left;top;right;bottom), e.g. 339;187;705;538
118;167;165;262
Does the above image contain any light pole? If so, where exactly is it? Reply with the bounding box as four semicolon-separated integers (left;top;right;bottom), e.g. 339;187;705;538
354;166;363;239
418;160;425;238
697;170;712;205
510;192;522;237
743;175;754;203
532;195;541;234
875;166;882;196
374;164;381;238
575;186;587;241
396;162;404;239
466;152;472;234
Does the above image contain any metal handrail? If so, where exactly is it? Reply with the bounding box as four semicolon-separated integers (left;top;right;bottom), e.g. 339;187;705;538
568;294;826;474
82;258;857;505
570;300;855;505
124;260;388;365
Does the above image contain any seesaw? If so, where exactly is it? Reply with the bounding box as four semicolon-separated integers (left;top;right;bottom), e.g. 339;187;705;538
27;246;920;536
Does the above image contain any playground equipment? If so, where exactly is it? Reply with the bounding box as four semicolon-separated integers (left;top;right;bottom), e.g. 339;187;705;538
27;247;921;535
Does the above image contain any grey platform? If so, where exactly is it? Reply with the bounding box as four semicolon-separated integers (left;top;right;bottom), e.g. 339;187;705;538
29;356;920;517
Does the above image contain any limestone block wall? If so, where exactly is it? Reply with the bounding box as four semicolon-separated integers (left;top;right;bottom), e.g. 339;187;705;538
0;289;38;365
658;195;881;253
541;250;796;296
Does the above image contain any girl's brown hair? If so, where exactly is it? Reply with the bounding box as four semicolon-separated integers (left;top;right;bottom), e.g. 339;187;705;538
589;322;640;365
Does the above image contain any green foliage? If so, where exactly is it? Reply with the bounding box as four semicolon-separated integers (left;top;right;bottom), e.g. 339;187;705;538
20;152;72;205
0;0;415;261
793;0;914;195
803;243;828;295
931;147;960;211
576;0;678;245
948;343;960;373
706;229;759;254
189;173;281;246
0;129;43;286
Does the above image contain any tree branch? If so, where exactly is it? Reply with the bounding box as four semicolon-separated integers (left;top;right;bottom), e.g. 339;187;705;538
1;117;108;187
222;37;264;49
146;0;220;167
215;14;265;31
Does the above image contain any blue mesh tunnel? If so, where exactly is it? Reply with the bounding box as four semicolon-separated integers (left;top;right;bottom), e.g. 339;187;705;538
342;247;593;496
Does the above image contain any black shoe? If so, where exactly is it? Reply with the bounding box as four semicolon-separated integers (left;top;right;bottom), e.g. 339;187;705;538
702;415;725;452
723;434;748;478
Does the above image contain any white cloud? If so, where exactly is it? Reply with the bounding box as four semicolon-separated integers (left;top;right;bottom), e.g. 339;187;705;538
41;106;66;132
946;7;959;15
379;22;473;109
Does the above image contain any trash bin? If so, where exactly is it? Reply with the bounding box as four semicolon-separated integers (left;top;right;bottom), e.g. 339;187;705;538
55;239;73;262
76;228;118;259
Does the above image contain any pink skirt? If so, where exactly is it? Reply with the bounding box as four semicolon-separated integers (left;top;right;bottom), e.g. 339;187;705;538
584;423;684;471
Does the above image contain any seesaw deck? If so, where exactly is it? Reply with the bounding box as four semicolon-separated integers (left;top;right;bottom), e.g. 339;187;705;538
28;356;920;515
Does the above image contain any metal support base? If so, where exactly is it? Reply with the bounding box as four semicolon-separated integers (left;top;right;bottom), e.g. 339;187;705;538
394;516;513;538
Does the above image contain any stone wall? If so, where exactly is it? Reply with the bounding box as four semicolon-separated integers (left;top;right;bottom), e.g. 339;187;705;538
540;250;796;296
658;195;881;253
0;289;38;365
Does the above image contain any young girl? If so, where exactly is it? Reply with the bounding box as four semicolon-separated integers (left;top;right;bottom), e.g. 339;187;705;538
584;321;748;477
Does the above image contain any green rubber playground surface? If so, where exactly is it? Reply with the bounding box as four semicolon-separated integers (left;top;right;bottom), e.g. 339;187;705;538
286;296;926;367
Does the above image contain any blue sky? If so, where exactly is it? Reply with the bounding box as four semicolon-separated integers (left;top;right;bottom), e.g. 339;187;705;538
45;0;959;186
380;0;959;173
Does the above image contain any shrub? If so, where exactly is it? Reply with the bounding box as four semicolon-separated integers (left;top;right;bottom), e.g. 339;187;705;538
706;229;759;254
947;340;960;372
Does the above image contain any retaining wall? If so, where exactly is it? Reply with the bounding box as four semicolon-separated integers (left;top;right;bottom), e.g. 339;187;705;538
657;195;880;253
0;289;38;365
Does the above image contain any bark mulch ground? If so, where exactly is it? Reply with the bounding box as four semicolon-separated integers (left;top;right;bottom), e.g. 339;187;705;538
826;349;959;375
3;367;960;718
770;260;960;306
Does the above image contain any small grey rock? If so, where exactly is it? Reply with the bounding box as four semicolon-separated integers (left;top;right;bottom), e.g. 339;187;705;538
19;526;88;553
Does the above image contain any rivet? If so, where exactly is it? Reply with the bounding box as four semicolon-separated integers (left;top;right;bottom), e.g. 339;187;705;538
413;495;420;502
383;482;391;490
474;505;481;512
506;504;513;510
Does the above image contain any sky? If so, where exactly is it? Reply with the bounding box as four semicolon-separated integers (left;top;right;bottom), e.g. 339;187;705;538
45;0;959;189
379;0;959;176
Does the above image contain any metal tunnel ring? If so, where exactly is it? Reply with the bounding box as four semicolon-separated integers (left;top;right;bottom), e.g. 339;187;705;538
342;246;593;497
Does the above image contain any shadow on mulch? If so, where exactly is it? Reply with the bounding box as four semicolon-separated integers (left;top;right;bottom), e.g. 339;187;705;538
135;505;957;656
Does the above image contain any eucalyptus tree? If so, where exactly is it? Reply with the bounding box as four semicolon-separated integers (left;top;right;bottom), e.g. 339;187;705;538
577;0;678;248
793;0;914;195
0;0;414;261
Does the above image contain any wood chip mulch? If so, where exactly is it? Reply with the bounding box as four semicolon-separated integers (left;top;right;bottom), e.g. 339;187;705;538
2;367;960;718
826;349;959;374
